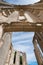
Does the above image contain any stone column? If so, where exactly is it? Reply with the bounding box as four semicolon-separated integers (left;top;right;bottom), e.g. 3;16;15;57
0;32;12;65
0;25;3;48
34;40;43;65
9;48;15;65
22;53;27;65
15;51;20;65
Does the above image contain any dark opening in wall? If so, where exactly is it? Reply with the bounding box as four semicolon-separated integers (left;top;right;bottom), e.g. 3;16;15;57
20;55;22;65
13;51;17;64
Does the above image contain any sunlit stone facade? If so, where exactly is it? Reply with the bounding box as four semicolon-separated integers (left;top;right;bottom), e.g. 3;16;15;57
33;32;43;65
0;0;43;65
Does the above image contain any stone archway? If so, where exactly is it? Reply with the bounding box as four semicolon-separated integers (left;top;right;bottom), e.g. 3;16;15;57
0;0;43;64
0;21;43;65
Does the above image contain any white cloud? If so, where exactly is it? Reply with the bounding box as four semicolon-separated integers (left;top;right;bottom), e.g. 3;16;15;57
14;45;34;52
12;32;34;41
12;39;32;44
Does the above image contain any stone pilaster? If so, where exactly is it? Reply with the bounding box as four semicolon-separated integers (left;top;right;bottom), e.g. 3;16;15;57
0;32;12;65
0;25;3;48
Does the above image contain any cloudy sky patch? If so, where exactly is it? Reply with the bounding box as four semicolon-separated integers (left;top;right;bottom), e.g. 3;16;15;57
4;0;40;5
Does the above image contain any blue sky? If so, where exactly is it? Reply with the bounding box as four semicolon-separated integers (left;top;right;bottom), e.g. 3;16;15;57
4;0;40;5
12;32;38;65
